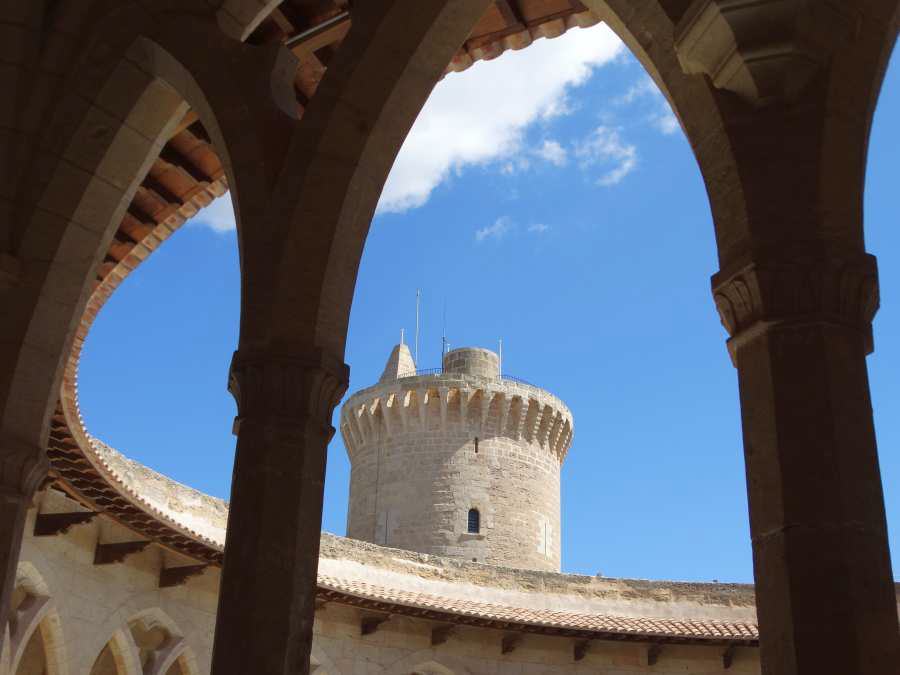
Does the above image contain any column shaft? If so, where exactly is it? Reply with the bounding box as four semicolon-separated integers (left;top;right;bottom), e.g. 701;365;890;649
719;257;899;674
210;353;347;675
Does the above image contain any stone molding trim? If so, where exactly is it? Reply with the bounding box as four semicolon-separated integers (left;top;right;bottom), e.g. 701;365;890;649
674;0;861;105
712;254;879;357
228;350;349;435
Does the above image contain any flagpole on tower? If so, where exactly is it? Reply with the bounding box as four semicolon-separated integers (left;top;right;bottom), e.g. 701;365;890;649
442;299;448;357
415;289;421;367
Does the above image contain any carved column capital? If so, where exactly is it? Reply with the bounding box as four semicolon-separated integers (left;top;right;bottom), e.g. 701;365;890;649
228;349;350;436
0;434;50;501
674;0;860;105
712;254;879;358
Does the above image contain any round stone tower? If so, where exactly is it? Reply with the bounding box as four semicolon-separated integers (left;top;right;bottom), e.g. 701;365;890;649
340;345;573;571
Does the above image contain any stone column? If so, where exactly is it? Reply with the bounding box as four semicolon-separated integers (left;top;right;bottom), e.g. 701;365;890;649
0;436;48;649
714;254;899;674
210;350;348;675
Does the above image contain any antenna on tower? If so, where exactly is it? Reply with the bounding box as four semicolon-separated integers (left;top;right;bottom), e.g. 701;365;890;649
442;299;448;356
400;328;405;345
499;338;503;378
414;289;421;367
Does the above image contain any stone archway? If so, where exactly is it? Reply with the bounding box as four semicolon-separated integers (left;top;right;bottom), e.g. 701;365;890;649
2;3;898;675
304;2;900;673
0;14;190;644
0;0;275;651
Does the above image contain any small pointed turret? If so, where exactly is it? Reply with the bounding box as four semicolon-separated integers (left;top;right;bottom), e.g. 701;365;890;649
378;343;416;383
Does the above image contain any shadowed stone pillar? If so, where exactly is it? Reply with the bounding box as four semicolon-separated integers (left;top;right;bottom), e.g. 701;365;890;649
714;253;900;674
0;436;48;650
211;350;347;675
672;1;900;670
206;3;494;672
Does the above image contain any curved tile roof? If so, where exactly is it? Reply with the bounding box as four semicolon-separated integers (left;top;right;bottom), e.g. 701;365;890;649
317;573;759;644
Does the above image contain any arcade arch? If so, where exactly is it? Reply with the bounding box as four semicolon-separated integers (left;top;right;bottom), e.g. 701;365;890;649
88;609;197;675
0;3;898;675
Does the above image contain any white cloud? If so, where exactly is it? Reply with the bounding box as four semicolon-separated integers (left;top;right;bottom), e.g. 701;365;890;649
475;216;513;242
617;74;681;136
653;110;680;135
528;223;550;233
598;155;637;186
615;76;658;105
378;24;624;213
535;140;567;166
501;140;566;175
575;126;638;187
191;193;236;233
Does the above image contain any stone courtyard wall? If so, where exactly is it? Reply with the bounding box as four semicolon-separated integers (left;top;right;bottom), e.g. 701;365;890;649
1;488;776;675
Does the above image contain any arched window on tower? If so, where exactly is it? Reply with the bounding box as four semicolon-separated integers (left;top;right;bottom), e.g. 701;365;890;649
467;508;480;534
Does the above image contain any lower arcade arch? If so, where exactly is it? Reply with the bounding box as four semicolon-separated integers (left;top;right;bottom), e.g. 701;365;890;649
3;563;66;675
89;609;197;675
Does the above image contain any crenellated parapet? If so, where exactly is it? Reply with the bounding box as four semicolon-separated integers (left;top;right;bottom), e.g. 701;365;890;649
340;373;573;463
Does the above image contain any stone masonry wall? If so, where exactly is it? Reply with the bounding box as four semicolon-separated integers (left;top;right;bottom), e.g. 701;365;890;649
342;347;572;572
7;492;769;675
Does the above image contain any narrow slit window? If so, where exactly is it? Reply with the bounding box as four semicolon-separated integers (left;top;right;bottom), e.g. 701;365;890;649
467;508;480;534
474;437;479;454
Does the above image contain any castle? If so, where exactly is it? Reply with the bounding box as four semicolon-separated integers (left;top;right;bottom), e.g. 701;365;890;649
2;1;899;673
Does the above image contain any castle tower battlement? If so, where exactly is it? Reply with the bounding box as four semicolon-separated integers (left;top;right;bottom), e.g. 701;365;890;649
340;345;573;571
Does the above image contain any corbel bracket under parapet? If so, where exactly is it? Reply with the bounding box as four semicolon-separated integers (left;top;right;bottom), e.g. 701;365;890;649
360;613;390;636
33;511;96;537
159;564;207;588
94;540;151;565
431;624;456;646
573;639;590;661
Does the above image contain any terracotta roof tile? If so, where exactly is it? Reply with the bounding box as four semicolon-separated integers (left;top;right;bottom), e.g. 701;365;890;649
317;574;759;643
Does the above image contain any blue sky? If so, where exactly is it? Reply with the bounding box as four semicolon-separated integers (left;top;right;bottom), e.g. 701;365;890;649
80;24;899;583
